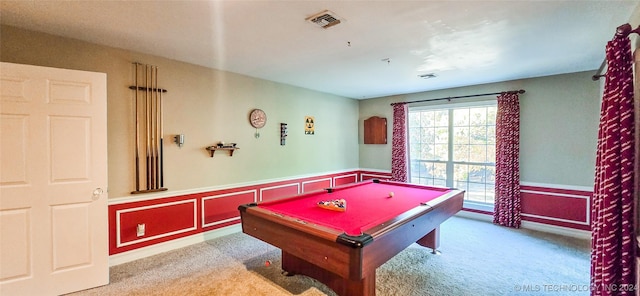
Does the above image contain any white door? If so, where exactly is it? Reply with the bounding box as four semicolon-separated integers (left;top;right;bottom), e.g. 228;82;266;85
0;62;108;295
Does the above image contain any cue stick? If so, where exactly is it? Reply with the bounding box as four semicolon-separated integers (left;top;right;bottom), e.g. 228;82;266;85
134;63;140;192
151;66;156;189
151;65;157;189
153;66;159;189
150;65;156;189
145;64;151;189
158;66;164;188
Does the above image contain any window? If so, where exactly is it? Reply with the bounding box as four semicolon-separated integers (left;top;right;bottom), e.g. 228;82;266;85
408;102;496;206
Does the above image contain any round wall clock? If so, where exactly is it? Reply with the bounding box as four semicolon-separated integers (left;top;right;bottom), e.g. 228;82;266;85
249;109;267;129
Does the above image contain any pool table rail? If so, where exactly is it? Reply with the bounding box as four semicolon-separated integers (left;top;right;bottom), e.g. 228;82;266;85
239;203;345;243
364;188;464;238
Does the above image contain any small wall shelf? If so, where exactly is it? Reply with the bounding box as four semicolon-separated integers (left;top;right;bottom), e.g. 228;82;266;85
206;146;239;157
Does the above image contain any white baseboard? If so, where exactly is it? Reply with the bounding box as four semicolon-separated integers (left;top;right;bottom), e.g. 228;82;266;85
109;224;242;267
455;210;591;240
521;220;591;240
455;210;493;222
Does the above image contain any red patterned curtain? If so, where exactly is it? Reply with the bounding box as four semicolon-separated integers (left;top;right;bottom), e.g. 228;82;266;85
391;103;408;182
493;92;521;228
590;30;636;296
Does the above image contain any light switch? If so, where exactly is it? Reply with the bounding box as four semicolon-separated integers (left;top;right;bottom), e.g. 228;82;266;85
137;223;145;237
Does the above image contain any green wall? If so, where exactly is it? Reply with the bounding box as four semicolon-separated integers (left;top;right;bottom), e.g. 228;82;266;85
359;71;601;187
1;25;360;199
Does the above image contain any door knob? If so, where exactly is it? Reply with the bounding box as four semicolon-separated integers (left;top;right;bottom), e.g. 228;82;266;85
92;188;104;200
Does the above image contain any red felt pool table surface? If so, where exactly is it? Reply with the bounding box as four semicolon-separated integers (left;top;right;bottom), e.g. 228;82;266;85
258;180;451;236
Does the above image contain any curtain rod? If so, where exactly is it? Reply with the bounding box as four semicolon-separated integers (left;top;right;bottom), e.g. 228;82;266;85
390;89;525;106
592;23;640;81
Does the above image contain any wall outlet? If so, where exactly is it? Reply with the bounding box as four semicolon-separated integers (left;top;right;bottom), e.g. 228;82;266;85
136;223;145;237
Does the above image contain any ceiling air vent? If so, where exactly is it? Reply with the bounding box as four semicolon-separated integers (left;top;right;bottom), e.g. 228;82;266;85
306;10;342;29
418;73;437;79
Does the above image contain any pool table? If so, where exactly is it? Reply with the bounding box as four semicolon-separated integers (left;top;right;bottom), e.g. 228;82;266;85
238;179;464;296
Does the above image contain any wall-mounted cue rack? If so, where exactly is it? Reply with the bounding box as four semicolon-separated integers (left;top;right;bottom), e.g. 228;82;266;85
130;62;168;194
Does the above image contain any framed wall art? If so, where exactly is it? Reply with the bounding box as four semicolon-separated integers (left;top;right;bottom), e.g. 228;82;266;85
304;116;315;135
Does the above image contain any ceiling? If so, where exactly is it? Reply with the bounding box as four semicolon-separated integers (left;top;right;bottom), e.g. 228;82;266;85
1;1;638;99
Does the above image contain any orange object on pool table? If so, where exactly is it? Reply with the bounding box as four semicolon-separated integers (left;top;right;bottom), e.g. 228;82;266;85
238;179;464;296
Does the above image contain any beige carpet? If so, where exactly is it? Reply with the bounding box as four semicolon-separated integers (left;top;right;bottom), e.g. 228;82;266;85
68;217;590;296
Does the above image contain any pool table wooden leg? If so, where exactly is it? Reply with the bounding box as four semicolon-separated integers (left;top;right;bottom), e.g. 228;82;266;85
416;226;440;254
281;251;376;296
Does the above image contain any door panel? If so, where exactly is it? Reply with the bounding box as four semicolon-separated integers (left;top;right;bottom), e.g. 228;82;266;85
51;203;92;271
0;62;108;295
0;209;30;281
50;116;91;182
0;114;29;186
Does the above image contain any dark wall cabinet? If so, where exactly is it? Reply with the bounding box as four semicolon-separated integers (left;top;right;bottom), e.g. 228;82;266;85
364;116;387;144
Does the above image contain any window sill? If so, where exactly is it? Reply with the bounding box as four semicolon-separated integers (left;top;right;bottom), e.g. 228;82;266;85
462;201;494;213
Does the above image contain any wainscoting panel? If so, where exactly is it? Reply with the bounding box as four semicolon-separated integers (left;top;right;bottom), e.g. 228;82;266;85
260;183;300;202
334;174;358;186
301;178;332;193
202;190;256;228
520;184;591;231
359;171;392;181
115;199;197;248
